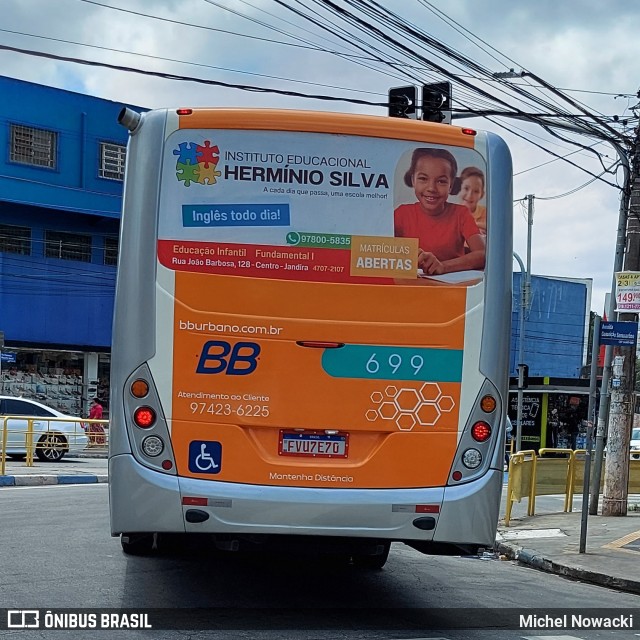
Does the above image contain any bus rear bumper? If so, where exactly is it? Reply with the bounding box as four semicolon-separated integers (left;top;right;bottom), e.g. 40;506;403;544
110;454;502;548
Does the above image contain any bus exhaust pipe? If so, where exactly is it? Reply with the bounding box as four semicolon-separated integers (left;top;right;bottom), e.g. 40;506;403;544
118;107;141;132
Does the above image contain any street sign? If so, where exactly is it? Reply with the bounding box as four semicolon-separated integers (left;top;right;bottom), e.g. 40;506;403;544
615;271;640;312
599;321;638;347
0;351;16;363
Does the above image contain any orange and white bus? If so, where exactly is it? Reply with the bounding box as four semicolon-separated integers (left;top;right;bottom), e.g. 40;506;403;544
110;107;512;566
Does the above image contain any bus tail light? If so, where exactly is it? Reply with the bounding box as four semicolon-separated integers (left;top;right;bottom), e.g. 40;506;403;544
471;421;491;442
462;448;483;469
480;395;496;413
134;406;156;428
141;435;164;457
131;379;149;398
449;383;502;485
125;364;177;476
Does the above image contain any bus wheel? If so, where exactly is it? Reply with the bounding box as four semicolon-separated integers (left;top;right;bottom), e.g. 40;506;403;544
121;533;157;555
352;542;391;570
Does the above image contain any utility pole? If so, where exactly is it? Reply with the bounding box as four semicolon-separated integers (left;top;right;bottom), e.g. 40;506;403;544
590;145;631;514
602;127;640;516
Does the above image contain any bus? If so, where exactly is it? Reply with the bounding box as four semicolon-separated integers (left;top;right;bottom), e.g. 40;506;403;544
110;106;512;566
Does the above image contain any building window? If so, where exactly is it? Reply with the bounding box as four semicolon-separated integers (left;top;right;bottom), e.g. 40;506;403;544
0;224;31;255
45;230;91;262
99;142;126;181
104;236;119;266
10;124;57;168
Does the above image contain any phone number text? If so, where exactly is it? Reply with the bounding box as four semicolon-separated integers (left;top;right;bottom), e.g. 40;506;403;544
189;402;270;417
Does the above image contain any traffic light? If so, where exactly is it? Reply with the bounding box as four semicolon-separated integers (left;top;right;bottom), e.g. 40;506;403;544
388;85;417;119
422;82;451;123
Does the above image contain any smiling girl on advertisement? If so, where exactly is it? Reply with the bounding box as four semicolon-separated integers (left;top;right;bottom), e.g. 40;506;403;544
394;148;485;276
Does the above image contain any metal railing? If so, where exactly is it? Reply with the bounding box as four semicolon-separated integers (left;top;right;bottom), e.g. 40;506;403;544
504;447;640;526
0;416;108;475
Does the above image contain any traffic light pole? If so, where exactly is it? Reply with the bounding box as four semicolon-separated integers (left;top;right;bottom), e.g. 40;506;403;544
513;252;526;453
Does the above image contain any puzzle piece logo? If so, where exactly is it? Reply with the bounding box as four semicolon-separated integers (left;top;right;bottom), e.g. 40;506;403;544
174;140;221;186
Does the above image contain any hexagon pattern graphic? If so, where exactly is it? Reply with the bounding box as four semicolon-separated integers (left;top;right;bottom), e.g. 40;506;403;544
369;383;455;431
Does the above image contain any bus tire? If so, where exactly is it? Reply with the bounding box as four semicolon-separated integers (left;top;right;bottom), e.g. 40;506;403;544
121;533;157;556
352;542;391;570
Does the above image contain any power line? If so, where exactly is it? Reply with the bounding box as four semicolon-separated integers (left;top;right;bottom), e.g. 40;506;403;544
0;43;389;108
0;27;387;97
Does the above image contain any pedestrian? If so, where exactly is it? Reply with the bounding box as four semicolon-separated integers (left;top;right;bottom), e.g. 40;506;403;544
565;410;580;450
548;408;560;448
87;398;106;447
505;418;513;468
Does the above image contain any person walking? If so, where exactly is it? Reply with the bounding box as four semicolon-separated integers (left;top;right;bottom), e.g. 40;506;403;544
87;398;106;447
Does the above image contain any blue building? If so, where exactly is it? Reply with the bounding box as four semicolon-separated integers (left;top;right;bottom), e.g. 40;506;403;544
0;75;144;415
510;273;591;379
508;273;592;451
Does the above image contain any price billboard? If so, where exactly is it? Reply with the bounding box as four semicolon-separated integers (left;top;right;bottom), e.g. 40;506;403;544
615;271;640;312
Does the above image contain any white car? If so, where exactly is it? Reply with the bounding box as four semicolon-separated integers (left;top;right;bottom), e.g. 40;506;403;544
631;427;640;461
0;396;88;462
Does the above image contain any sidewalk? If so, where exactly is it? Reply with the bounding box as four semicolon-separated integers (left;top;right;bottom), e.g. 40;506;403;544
2;455;640;595
497;490;640;595
0;448;108;486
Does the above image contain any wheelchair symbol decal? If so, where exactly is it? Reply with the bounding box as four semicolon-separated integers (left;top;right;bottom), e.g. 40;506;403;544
189;440;222;474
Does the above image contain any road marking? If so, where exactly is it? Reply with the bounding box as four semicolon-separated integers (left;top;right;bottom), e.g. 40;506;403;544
498;528;566;541
602;529;640;554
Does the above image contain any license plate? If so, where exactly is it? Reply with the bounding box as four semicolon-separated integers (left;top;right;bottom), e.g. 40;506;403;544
278;431;349;458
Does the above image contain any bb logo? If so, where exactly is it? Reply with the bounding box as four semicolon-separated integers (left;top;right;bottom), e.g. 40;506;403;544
196;341;260;376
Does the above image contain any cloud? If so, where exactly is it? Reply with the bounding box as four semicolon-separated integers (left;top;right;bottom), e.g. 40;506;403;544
2;0;637;313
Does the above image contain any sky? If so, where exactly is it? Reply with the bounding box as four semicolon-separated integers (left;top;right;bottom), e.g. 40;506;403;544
2;0;639;314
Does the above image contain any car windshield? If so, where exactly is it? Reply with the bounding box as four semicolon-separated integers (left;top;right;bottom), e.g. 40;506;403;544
632;428;640;441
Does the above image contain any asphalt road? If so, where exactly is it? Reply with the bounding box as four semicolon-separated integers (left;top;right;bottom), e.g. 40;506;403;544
1;483;639;640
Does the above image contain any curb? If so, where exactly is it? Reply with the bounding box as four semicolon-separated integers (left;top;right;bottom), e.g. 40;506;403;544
0;474;108;487
69;449;108;459
495;541;640;595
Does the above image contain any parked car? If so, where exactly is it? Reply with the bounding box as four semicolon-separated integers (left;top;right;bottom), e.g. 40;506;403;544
0;396;88;462
631;427;640;461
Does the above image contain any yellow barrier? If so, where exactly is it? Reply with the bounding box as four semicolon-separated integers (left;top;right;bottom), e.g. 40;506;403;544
630;460;640;493
570;450;605;512
504;450;537;526
537;448;575;513
0;416;108;475
504;448;640;526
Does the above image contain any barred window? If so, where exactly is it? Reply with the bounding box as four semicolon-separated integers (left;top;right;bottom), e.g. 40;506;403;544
99;142;126;180
45;230;92;262
0;224;31;255
104;236;119;266
10;124;57;168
